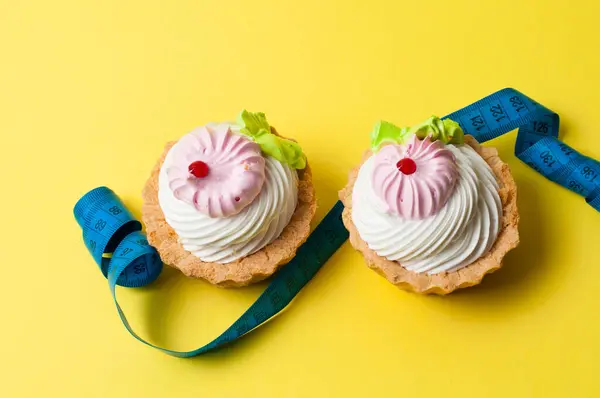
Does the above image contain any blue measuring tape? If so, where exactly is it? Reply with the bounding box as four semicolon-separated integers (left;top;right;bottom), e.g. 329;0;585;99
74;187;347;357
74;88;599;357
444;88;600;211
73;187;163;288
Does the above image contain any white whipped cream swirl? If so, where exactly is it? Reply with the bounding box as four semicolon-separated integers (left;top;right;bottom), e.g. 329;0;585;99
158;132;298;264
352;144;502;274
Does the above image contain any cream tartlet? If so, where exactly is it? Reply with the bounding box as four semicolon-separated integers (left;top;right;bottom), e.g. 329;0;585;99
143;111;316;287
340;116;519;294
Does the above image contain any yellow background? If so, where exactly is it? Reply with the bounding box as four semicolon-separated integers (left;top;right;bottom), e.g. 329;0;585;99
1;1;599;397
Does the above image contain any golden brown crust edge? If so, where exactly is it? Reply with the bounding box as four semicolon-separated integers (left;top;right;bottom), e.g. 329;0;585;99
338;135;520;295
142;141;317;288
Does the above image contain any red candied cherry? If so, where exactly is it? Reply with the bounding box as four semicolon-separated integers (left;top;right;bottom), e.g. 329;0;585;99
188;160;210;178
396;158;417;175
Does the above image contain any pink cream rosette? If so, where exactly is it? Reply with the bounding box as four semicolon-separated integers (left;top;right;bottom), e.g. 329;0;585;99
371;134;458;219
166;124;266;217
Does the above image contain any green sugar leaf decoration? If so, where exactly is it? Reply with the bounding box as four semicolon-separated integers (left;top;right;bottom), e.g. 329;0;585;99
370;120;410;152
441;119;464;144
370;116;464;152
408;116;464;145
237;110;306;169
255;132;306;169
238;110;271;138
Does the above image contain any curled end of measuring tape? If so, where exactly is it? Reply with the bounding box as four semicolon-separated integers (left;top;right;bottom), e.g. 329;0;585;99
74;186;162;288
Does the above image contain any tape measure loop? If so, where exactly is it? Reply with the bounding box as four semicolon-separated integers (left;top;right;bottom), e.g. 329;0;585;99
108;230;162;288
104;220;142;256
74;187;154;286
